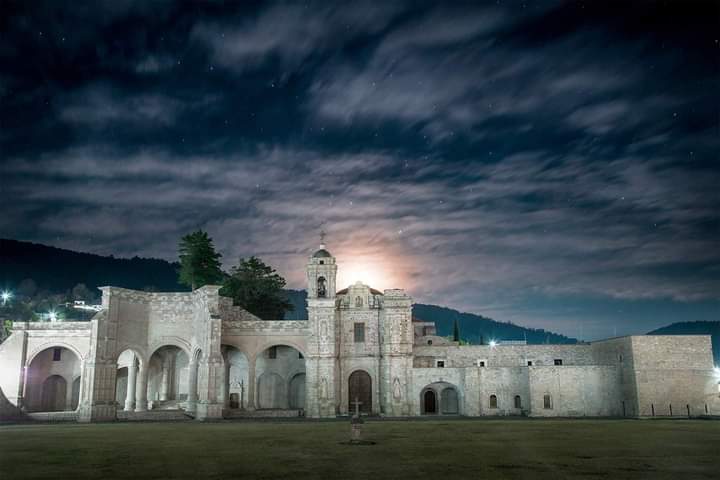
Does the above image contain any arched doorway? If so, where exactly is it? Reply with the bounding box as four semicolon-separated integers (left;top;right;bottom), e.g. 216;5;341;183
115;349;144;412
441;387;459;414
289;373;306;409
41;375;67;411
348;370;372;414
255;345;306;410
222;346;249;410
423;389;437;414
25;346;82;412
148;345;189;408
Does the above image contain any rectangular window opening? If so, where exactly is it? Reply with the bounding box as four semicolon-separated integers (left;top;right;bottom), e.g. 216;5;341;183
554;359;563;366
436;360;445;368
354;323;365;343
268;346;277;359
52;348;62;361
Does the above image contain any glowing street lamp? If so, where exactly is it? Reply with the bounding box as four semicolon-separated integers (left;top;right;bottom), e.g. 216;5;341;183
489;340;497;348
48;310;58;322
1;290;12;305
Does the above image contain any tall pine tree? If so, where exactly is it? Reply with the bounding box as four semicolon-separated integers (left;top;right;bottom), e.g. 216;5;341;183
453;317;461;342
178;230;224;290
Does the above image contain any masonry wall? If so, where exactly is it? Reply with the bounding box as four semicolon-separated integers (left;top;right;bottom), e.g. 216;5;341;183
629;335;716;416
412;344;597;368
528;365;621;417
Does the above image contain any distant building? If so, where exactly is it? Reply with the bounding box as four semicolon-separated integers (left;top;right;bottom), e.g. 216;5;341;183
0;240;718;422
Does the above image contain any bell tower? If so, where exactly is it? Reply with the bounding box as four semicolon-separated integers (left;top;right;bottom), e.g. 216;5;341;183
305;231;338;417
306;231;337;299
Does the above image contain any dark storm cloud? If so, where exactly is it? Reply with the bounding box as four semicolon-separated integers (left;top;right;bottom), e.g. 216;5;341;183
1;0;718;338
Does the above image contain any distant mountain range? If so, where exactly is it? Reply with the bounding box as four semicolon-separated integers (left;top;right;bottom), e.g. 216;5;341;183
2;239;717;357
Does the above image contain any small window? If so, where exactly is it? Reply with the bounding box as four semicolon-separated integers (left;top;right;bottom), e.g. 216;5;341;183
268;346;277;359
355;296;363;307
544;394;553;409
527;360;533;366
52;348;62;361
317;277;327;298
319;260;324;265
489;394;498;408
618;354;623;363
436;360;445;368
514;395;522;409
554;359;563;366
298;352;303;359
478;360;485;367
427;340;432;345
354;323;365;343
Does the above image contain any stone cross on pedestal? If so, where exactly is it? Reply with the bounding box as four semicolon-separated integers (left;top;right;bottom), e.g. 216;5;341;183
350;397;364;443
351;397;363;418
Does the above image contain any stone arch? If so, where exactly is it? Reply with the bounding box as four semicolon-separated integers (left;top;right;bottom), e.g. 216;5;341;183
25;346;82;413
113;345;147;368
348;370;372;414
222;345;250;410
254;344;306;411
420;381;461;416
114;348;145;412
253;340;307;360
26;341;84;367
148;338;192;360
421;388;437;414
147;345;190;405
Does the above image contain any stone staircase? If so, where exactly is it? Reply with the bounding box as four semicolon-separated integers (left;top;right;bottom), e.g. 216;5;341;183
27;411;78;422
117;409;193;422
224;409;304;419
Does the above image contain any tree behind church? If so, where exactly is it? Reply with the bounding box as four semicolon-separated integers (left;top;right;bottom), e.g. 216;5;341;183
221;257;293;320
178;230;224;290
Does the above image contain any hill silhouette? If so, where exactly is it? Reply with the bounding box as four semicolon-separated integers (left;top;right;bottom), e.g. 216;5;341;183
0;238;185;293
6;239;715;354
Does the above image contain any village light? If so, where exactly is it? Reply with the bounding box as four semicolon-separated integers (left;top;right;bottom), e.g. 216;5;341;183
1;290;12;305
48;310;58;322
489;340;497;348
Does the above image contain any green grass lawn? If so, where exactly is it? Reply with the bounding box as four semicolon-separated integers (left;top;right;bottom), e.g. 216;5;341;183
1;419;718;479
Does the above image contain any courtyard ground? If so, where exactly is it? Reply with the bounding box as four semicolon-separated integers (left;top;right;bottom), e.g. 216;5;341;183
0;418;718;479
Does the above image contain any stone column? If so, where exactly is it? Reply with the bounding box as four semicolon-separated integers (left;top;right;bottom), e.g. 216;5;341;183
65;376;74;411
159;354;171;402
187;359;198;412
247;355;257;410
135;363;148;412
124;356;137;411
221;360;231;408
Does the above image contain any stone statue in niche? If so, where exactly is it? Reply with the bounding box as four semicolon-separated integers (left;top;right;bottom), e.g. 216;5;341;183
320;320;328;340
355;296;363;307
320;377;328;399
393;377;402;400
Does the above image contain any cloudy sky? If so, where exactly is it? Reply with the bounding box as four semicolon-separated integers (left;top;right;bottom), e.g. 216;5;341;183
2;1;718;339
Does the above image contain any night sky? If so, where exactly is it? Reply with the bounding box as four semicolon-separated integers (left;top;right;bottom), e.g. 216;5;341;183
2;1;718;339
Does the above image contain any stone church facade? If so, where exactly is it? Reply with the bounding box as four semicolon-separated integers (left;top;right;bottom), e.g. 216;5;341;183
1;242;718;422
